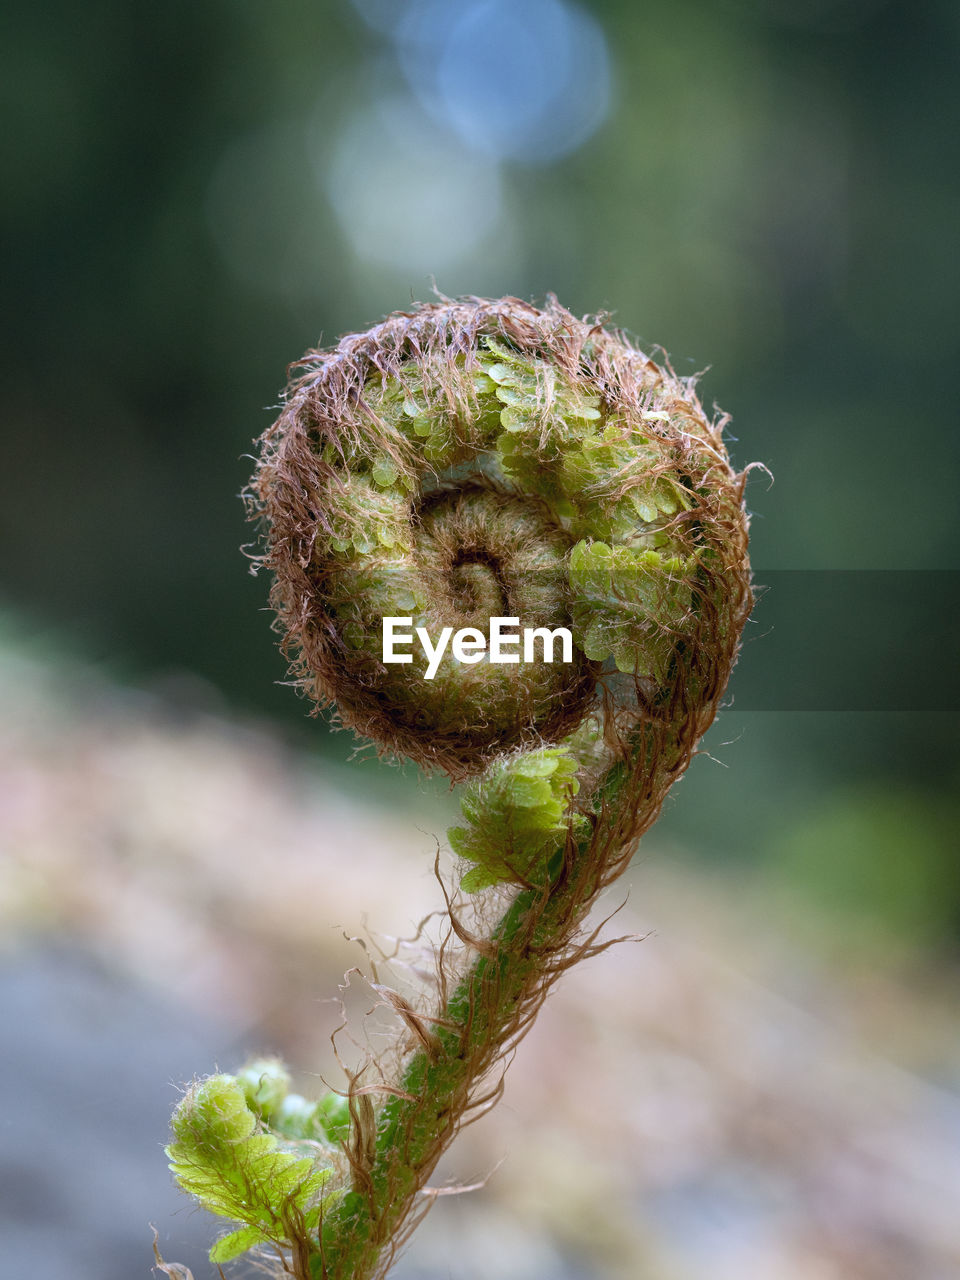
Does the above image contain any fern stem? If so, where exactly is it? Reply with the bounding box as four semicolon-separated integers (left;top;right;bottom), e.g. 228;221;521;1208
315;887;536;1277
316;724;690;1278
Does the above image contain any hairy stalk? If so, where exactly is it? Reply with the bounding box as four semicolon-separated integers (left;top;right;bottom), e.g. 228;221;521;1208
318;728;695;1279
165;296;752;1279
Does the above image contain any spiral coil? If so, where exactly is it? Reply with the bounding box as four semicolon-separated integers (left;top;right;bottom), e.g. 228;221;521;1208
251;296;750;800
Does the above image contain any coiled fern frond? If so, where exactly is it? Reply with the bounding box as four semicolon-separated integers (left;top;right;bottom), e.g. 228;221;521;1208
166;295;752;1279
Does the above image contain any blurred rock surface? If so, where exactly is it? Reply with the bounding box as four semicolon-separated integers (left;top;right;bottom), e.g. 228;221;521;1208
1;637;958;1279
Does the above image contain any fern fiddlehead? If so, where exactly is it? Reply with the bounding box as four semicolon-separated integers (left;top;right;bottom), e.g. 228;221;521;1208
167;296;752;1279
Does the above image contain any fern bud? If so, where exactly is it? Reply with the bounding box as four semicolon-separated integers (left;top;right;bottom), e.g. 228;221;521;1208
250;295;751;796
236;1056;292;1119
170;1073;256;1149
449;746;590;892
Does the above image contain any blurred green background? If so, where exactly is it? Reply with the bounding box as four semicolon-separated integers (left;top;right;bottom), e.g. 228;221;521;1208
3;2;960;1277
4;0;957;950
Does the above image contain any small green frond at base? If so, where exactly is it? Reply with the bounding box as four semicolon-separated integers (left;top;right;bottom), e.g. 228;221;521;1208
167;1074;336;1264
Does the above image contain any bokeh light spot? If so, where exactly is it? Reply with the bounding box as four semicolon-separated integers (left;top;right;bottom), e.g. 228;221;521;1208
322;97;504;271
356;0;612;165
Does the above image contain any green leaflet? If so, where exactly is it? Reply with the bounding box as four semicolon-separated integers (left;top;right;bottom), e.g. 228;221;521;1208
558;420;694;543
478;335;601;441
210;1225;268;1264
167;1074;335;1264
569;539;697;679
324;473;413;558
448;747;590;892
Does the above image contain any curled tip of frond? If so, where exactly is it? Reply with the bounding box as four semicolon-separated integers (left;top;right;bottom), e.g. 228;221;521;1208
249;294;752;787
